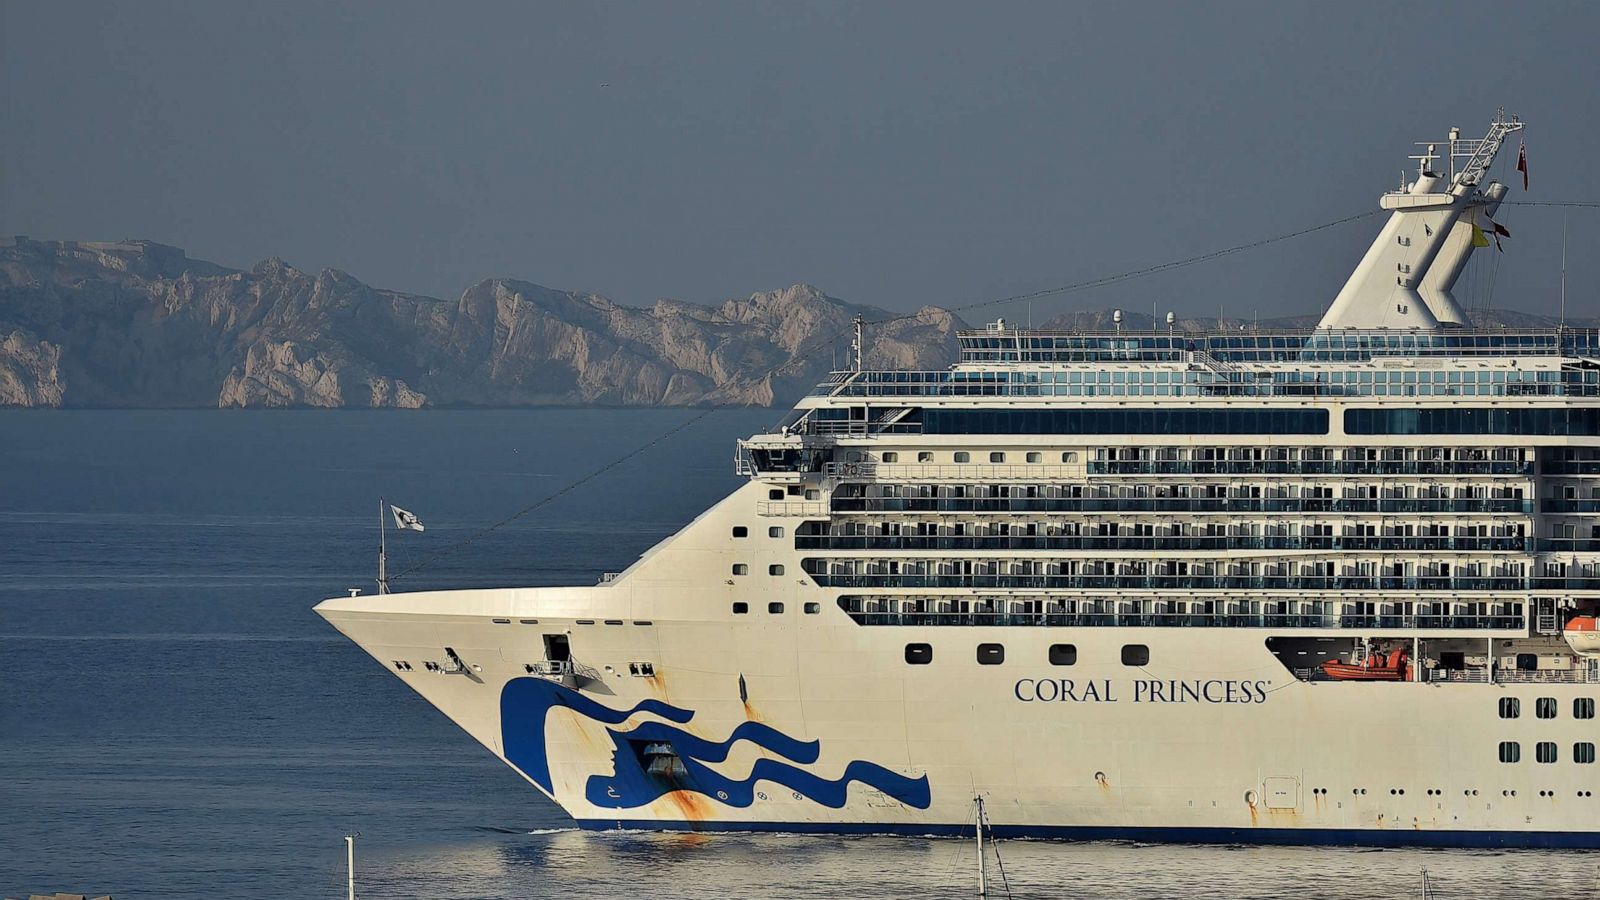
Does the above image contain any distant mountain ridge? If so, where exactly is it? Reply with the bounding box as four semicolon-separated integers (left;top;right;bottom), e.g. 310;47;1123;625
0;238;962;408
0;237;1589;408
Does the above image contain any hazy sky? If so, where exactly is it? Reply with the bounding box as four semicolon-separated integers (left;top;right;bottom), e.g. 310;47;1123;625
3;1;1597;321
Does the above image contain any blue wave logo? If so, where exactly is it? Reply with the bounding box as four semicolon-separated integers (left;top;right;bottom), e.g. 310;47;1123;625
500;677;931;812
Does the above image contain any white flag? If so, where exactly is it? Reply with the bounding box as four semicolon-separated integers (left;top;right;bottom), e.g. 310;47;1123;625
390;505;425;532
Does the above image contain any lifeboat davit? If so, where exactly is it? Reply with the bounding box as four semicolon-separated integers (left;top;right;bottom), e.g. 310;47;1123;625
1564;616;1600;657
1321;646;1409;681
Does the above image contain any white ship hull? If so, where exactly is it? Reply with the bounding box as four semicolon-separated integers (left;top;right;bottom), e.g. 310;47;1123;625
317;485;1600;848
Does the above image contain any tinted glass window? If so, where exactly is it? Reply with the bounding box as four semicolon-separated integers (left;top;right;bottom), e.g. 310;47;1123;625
768;602;784;614
1577;742;1597;764
1499;741;1520;763
1576;698;1596;720
1049;644;1077;666
905;643;933;665
977;643;1006;665
1537;697;1558;719
732;602;748;614
1499;697;1520;719
1121;644;1150;666
1536;741;1558;764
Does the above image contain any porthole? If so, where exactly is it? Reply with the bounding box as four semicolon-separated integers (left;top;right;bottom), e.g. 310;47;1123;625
803;602;820;614
767;602;785;614
768;564;785;576
976;643;1006;666
905;643;933;665
732;602;749;614
1121;644;1150;666
954;451;971;463
1048;644;1078;666
732;526;749;538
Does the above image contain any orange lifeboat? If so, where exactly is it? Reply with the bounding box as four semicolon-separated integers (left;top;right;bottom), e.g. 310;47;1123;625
1564;616;1600;657
1321;646;1409;681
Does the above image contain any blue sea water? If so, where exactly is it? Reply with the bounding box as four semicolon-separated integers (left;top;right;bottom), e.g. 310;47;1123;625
2;410;1596;899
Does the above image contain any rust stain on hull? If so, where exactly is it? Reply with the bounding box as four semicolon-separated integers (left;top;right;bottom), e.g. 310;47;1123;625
660;788;712;824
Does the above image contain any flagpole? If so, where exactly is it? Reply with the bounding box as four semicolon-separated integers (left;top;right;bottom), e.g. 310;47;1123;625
1560;207;1568;331
378;496;388;595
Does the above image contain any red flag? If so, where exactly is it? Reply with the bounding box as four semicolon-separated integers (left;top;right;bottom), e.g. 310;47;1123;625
1517;140;1528;190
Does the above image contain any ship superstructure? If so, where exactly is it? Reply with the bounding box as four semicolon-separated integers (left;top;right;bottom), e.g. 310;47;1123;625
317;115;1600;847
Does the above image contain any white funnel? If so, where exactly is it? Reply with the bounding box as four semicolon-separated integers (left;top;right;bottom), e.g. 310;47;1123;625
1419;181;1508;328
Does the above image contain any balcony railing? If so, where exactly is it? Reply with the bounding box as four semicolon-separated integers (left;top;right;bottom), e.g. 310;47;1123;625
808;573;1588;592
797;535;1533;553
831;497;1533;515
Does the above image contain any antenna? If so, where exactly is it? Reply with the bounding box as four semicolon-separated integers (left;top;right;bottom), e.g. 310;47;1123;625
851;315;865;372
1560;207;1569;330
345;833;360;900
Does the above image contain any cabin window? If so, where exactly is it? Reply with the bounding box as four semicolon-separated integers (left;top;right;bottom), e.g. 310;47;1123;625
1498;697;1520;719
1121;644;1150;666
769;526;784;538
954;452;971;463
732;602;748;614
989;452;1006;463
732;526;749;538
803;602;820;614
1049;644;1077;666
1498;741;1520;763
917;451;934;463
1576;698;1596;720
905;643;933;665
1536;697;1558;719
1516;653;1538;671
769;564;785;576
768;489;783;500
1025;451;1042;463
1061;451;1077;463
768;602;785;614
1536;742;1558;764
882;452;899;463
1577;743;1597;764
732;564;748;575
976;643;1006;665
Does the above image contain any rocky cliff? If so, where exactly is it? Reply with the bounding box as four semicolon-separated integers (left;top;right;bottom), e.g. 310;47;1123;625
0;238;963;408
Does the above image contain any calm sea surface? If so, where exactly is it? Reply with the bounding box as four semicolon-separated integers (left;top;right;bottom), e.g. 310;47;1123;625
2;410;1597;899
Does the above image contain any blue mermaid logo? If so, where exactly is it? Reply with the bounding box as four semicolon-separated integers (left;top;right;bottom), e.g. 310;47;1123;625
499;678;932;813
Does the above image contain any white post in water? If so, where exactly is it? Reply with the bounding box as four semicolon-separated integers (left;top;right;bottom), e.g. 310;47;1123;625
975;794;987;899
345;833;357;900
377;497;388;595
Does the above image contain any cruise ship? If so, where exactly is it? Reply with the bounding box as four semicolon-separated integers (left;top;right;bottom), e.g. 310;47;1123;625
316;114;1600;847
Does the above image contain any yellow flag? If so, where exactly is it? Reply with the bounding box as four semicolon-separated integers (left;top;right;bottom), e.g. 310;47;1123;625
1471;224;1490;248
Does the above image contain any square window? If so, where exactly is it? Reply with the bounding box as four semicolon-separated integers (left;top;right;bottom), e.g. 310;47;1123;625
1537;697;1558;719
1498;741;1520;763
905;643;933;665
976;643;1006;665
954;452;971;463
732;602;749;614
1049;644;1077;666
1062;451;1077;463
732;564;748;575
1121;644;1150;666
918;451;934;463
1026;451;1042;463
882;451;899;463
769;564;785;576
768;489;783;500
803;602;820;614
732;526;749;538
768;526;784;538
1536;741;1558;764
1576;698;1596;720
768;602;785;614
1499;697;1520;719
989;452;1006;463
1577;742;1596;764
